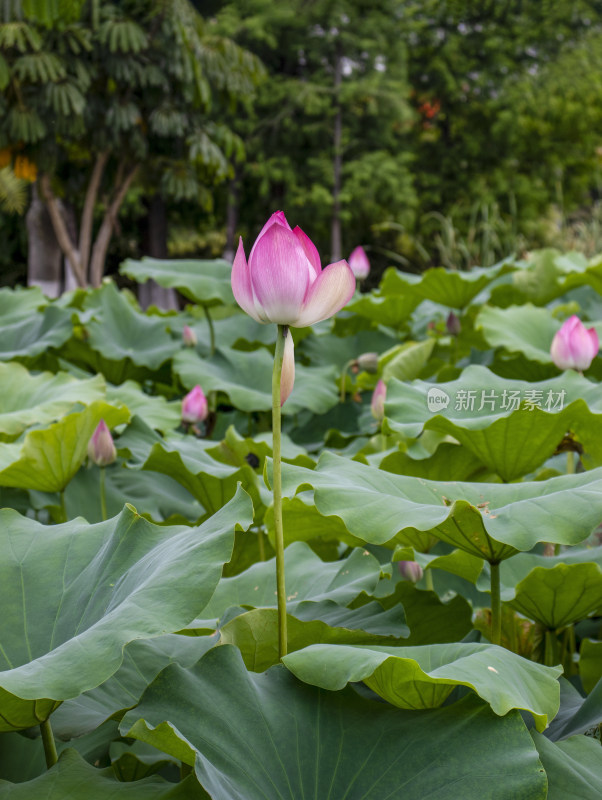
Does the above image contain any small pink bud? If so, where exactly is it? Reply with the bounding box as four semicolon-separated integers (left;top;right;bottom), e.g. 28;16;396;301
550;315;599;371
87;419;117;466
182;385;208;424
371;379;386;422
348;245;370;280
398;560;424;583
356;352;379;374
182;325;197;347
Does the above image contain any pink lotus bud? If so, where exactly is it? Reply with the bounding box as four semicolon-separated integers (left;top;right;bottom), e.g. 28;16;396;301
550;315;599;371
398;560;424;583
356;352;379;374
371;379;386;421
87;419;117;466
348;245;370;279
182;385;208;424
446;311;461;336
280;329;295;406
182;325;197;347
231;211;356;327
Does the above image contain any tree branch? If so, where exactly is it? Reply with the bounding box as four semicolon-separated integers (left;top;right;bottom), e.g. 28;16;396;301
79;150;109;277
89;165;139;288
39;174;86;288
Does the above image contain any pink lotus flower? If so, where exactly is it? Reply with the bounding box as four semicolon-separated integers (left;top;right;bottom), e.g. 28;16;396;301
182;385;208;424
398;560;424;583
87;419;117;466
182;325;197;347
232;211;355;405
348;245;370;279
550;315;599;371
371;379;386;421
232;211;356;327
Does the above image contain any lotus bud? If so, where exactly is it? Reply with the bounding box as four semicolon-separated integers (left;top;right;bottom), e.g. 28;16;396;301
182;385;208;424
371;379;386;422
446;311;461;336
231;210;355;327
356;352;379;374
182;325;197;347
398;560;424;583
87;419;117;467
280;329;295;406
348;245;370;280
550;315;599;371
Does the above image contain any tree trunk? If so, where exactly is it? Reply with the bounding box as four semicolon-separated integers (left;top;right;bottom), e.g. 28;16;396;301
330;40;343;263
223;173;239;263
138;194;179;311
26;184;63;297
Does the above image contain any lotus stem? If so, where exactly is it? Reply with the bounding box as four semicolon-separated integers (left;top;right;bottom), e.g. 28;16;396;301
566;450;575;474
340;359;354;403
490;561;501;646
40;718;58;769
272;324;288;658
100;466;107;522
203;305;215;356
58;490;67;523
424;569;434;592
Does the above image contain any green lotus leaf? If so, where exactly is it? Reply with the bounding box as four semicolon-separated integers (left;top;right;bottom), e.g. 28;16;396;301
82;283;180;370
110;741;179;783
475;304;559;363
507;563;602;629
532;732;602;800
0;305;72;362
381;338;435;383
0;362;105;441
0;748;208;798
0;286;47;324
545;676;602;741
385;366;602;480
414;261;515;308
283;641;561;731
0;488;252;731
120;256;234;307
174;346;339;415
0;401;129;492
196;541;382;625
51;634;217;739
299;328;396;371
219;606;407;671
345;292;421;328
107;380;181;434
580;640;602;694
121;645;547;800
276;452;602;561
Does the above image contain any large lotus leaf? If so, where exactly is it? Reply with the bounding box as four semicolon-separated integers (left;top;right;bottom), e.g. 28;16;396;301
173;347;339;416
299;328;396;371
507;563;602;629
219;606;407;671
120;256;234;307
345;292;421;328
545;677;602;741
264;493;364;549
276;452;602;561
475;304;559;363
379;442;485;481
197;542;382;624
0;749;207;798
385;366;602;479
83;283;180;369
0;305;72;362
51;634;217;739
0;362;105;440
0;401;129;492
414;262;515;308
580;640;602;693
532;733;602;800
488;250;570;306
0;286;47;324
562;251;602;295
121;645;547;800
381;338;435;383
283;642;561;731
106;380;181;434
59;464;203;524
0;488;252;731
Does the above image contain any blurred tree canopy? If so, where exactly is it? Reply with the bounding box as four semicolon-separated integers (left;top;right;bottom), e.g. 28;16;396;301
1;0;602;285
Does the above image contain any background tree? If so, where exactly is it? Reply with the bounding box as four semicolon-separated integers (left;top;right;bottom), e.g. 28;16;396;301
0;0;263;289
